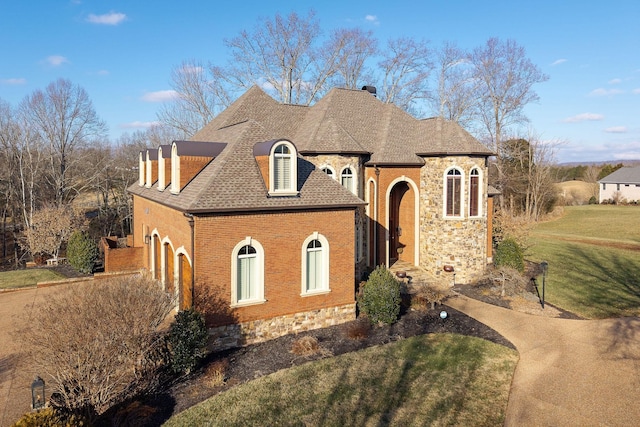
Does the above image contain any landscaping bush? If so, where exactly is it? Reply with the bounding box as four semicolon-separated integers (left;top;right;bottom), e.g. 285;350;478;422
494;238;524;272
18;274;175;418
168;308;209;375
66;230;98;274
588;195;598;205
11;407;87;427
357;265;401;325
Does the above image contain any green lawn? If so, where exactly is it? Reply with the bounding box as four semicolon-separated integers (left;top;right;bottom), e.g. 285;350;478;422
163;334;517;427
529;205;640;319
0;268;65;290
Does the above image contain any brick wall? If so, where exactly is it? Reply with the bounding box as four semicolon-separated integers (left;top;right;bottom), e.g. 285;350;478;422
194;208;356;326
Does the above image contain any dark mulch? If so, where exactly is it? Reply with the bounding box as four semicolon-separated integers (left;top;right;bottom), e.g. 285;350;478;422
136;303;515;426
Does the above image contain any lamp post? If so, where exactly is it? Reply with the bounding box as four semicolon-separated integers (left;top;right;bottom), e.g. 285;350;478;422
31;376;45;411
540;261;548;309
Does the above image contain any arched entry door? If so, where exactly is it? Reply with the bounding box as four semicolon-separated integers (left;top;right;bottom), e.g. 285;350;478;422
178;254;192;309
164;243;174;294
388;181;416;265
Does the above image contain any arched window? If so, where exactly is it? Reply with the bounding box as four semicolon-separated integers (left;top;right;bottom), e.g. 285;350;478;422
231;238;265;305
301;233;330;295
469;168;480;217
269;141;298;195
321;166;336;180
341;167;354;194
445;168;462;217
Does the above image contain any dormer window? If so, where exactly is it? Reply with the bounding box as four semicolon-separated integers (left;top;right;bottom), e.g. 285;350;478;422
269;140;298;196
341;167;354;194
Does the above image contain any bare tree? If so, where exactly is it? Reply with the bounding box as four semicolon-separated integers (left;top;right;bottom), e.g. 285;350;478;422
583;165;601;200
325;27;378;89
469;38;548;202
21;78;107;206
429;42;477;128
157;60;228;138
21;204;85;261
18;275;175;417
377;37;433;114
218;11;322;105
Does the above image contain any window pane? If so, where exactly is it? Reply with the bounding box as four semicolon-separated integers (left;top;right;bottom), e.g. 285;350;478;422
470;176;479;216
274;156;291;190
447;173;461;216
238;250;256;301
307;248;322;291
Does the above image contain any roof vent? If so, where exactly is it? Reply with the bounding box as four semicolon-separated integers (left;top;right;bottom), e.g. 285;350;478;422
361;85;377;97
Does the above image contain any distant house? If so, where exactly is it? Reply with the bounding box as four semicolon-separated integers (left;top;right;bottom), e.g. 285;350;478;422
598;166;640;203
107;85;495;350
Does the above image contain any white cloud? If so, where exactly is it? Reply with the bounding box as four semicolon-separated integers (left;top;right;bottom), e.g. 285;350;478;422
1;78;26;85
121;121;160;129
96;70;109;76
604;126;627;133
588;88;624;96
551;58;567;66
46;55;69;66
562;113;605;123
87;12;127;25
364;15;379;25
633;88;640;94
608;78;622;85
180;65;204;74
141;90;179;102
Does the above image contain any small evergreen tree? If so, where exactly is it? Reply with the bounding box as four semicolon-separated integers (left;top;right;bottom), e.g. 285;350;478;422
66;231;98;274
357;265;402;325
168;308;209;375
494;238;524;272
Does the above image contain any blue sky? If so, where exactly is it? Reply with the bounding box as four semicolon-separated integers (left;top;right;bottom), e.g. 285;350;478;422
1;0;639;163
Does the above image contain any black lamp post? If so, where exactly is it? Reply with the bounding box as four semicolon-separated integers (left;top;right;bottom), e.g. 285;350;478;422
540;261;548;309
31;376;45;410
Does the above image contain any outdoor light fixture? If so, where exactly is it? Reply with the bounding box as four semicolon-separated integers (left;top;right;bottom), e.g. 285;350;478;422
440;311;448;321
31;376;45;411
144;234;151;245
540;261;549;309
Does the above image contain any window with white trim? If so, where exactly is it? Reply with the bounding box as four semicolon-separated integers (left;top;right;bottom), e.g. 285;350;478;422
445;168;462;217
269;141;298;195
341;167;354;194
231;238;265;306
301;233;330;294
170;143;180;194
321;166;336;180
469;168;480;217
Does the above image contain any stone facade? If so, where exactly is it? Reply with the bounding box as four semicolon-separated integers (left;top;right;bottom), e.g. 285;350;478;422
207;303;356;351
419;156;488;284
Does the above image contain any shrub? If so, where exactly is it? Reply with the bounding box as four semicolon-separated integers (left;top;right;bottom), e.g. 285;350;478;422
18;275;175;417
588;196;598;205
11;407;87;427
494;238;524;272
204;359;229;387
346;318;370;340
66;231;99;274
168;308;209;375
411;286;447;311
357;265;402;325
291;336;321;356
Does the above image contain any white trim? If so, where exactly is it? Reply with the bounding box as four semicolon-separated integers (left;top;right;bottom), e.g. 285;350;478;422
150;229;161;279
268;140;298;196
157;146;166;191
175;246;192;310
384;176;420;267
300;232;331;296
231;237;266;307
443;166;465;219
138;152;145;186
160;237;175;293
145;150;153;188
170;143;180;194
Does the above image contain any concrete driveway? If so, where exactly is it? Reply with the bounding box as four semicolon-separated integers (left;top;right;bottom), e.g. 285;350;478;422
447;295;640;426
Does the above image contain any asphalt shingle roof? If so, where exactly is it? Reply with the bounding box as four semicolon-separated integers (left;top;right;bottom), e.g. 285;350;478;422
130;85;491;213
598;166;640;184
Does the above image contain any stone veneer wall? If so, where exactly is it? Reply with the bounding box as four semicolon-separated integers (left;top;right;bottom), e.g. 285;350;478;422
207;303;356;352
419;156;488;284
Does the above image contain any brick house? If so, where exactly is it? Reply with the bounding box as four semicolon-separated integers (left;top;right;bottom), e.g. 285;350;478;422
117;85;494;349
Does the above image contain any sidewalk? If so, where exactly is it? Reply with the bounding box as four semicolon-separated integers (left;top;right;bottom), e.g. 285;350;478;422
446;294;640;427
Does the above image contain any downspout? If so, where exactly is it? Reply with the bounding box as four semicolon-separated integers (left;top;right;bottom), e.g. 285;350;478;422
184;212;195;309
374;165;380;266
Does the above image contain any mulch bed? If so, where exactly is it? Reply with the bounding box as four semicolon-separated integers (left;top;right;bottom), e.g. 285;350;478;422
136;303;515;426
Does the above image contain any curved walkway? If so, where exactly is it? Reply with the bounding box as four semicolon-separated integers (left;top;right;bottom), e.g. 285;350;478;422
446;295;640;427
